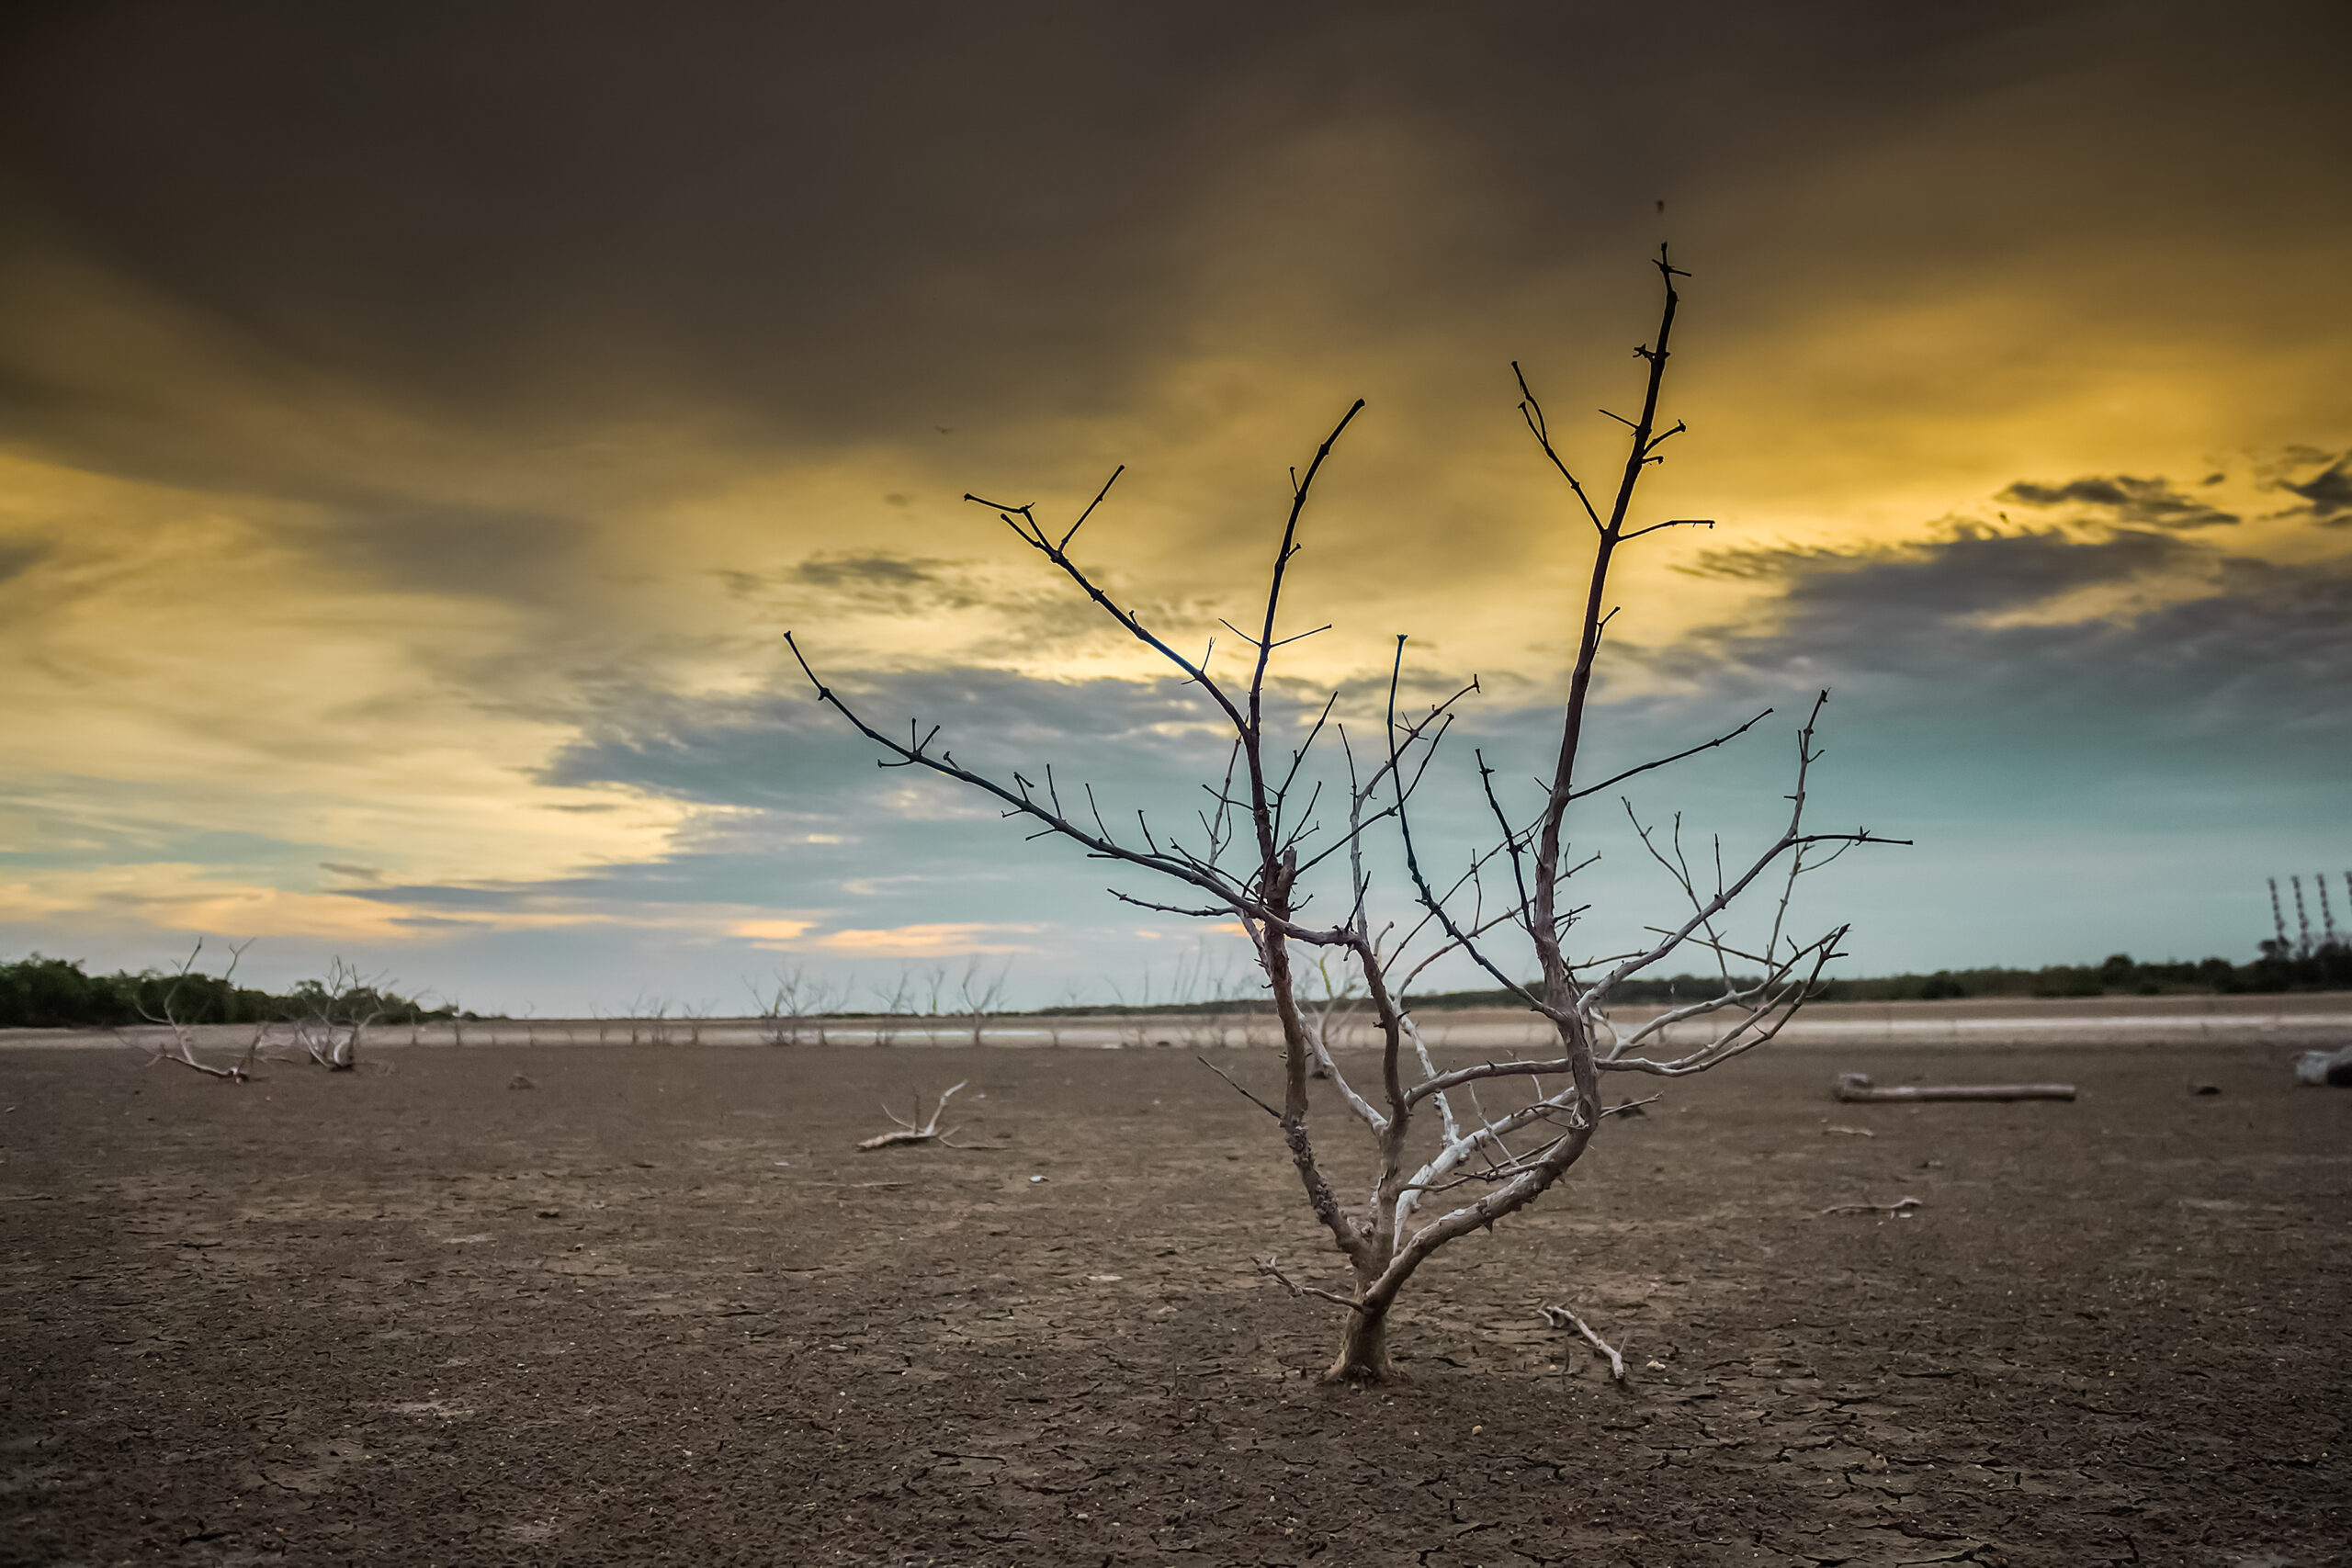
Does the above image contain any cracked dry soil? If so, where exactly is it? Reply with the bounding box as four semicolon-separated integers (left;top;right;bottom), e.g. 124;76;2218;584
2;1039;2346;1567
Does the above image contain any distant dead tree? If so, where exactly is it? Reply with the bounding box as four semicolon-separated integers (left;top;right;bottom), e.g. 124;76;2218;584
956;958;1009;1047
787;249;1899;1382
625;990;676;1046
866;967;916;1046
746;964;844;1045
124;939;263;1082
259;957;393;1071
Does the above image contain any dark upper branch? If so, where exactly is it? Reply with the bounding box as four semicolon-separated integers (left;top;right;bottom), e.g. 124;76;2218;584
1513;363;1605;536
1269;691;1340;846
1474;749;1535;923
784;632;1251;910
1061;465;1125;549
1111;888;1235;920
1617;517;1713;542
1287;673;1477;882
1247;399;1365;761
969;491;1251;738
1385;637;1556;1020
1525;246;1686;996
1218;617;1334;651
1565;708;1772;804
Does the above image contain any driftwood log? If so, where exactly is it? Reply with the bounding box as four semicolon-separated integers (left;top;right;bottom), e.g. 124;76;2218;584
1835;1072;2075;1103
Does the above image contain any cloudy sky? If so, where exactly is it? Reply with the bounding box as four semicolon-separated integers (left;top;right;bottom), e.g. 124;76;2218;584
2;1;2346;1012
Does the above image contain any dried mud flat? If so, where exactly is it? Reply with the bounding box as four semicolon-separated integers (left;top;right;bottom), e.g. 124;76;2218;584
2;1039;2346;1568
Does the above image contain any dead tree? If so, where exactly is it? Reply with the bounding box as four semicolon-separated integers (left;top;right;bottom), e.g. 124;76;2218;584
259;958;391;1071
746;964;843;1045
866;967;915;1046
787;249;1899;1382
956;958;1008;1047
122;939;263;1081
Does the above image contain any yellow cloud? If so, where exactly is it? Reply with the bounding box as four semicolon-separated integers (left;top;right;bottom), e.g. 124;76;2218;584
0;449;692;895
0;865;418;942
818;922;1042;956
730;918;817;946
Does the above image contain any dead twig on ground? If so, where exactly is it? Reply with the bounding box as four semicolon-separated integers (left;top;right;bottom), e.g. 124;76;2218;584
1540;1303;1627;1382
1819;1195;1924;1216
857;1081;969;1149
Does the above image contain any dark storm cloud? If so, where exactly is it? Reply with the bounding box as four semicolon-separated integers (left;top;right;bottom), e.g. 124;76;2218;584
315;522;2352;978
1682;525;2196;626
1650;528;2352;747
537;524;2351;877
2280;456;2351;522
542;667;1234;814
777;553;986;612
791;557;951;592
334;671;1257;924
0;0;2123;476
324;502;582;599
1996;475;2238;528
0;536;48;585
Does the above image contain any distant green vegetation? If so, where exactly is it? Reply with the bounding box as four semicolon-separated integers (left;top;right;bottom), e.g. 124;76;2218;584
0;953;442;1031
7;942;2348;1030
1047;943;2352;1015
1415;943;2352;1009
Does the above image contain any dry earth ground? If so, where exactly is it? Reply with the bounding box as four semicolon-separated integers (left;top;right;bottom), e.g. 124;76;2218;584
1;1038;2346;1567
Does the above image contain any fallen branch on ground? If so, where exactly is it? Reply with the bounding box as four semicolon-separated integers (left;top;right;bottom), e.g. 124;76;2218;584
1540;1303;1627;1382
119;940;262;1082
1835;1072;2075;1102
140;1023;261;1081
1821;1123;1874;1137
1819;1195;1924;1216
856;1081;970;1149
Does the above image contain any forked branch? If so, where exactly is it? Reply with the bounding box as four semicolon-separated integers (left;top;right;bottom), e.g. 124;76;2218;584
857;1081;972;1149
122;939;261;1083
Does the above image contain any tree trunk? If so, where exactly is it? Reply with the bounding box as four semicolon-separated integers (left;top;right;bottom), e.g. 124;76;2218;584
1325;1303;1396;1383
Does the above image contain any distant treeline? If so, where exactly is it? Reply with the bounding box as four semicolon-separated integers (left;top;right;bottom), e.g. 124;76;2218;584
0;954;442;1032
10;942;2350;1030
1044;943;2352;1015
1412;944;2352;1009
